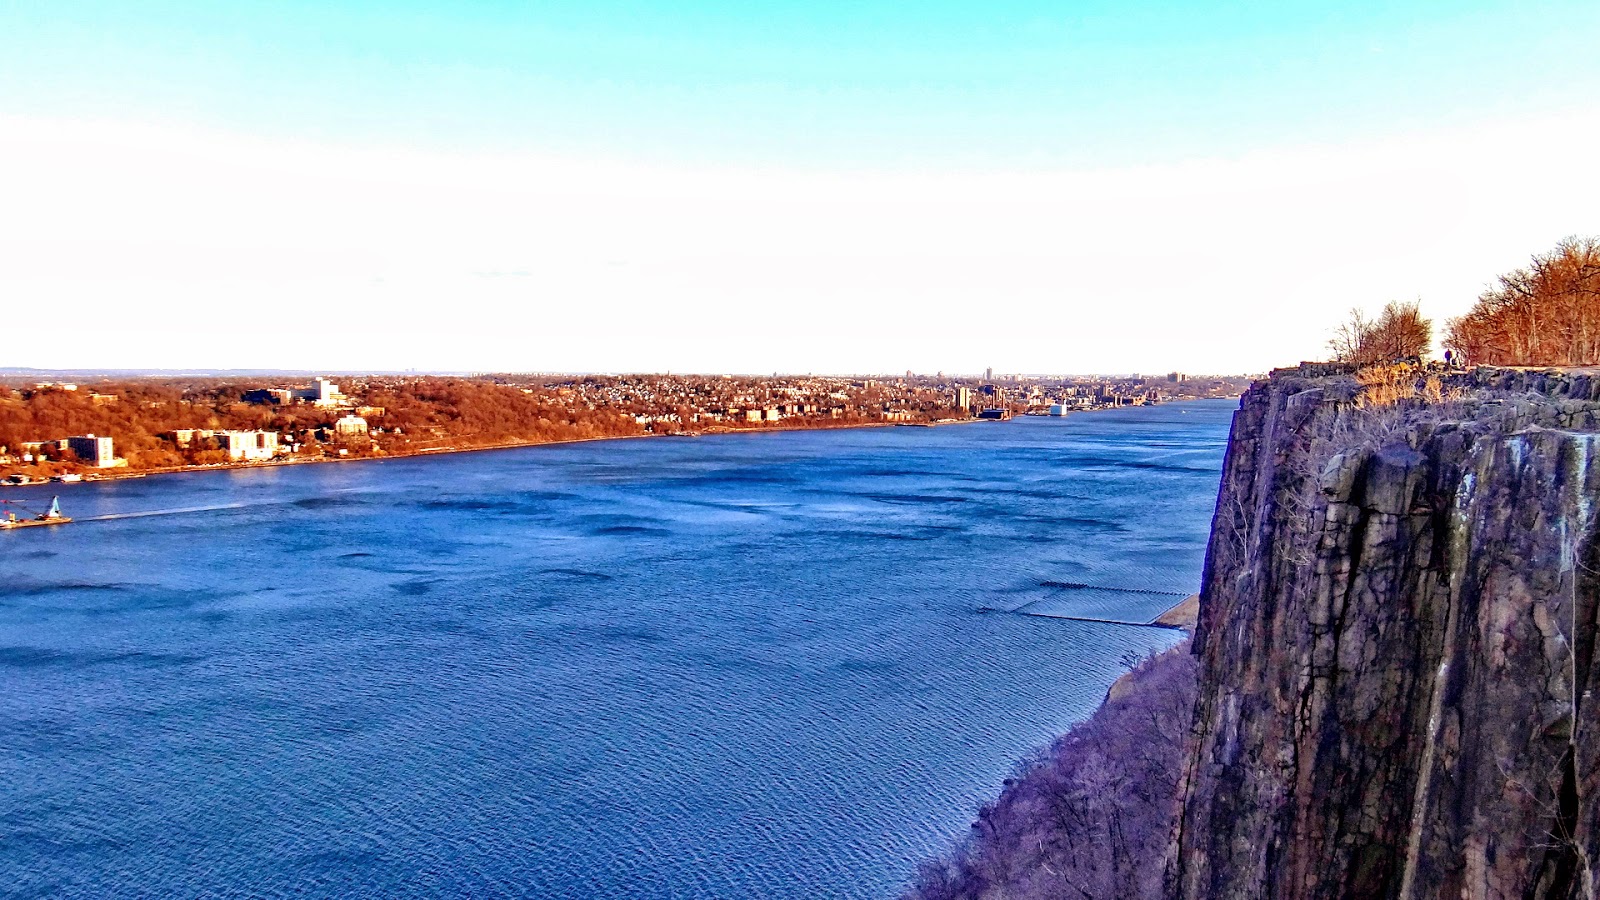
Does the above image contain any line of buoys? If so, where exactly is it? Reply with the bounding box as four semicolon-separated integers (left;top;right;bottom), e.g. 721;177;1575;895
1039;580;1188;597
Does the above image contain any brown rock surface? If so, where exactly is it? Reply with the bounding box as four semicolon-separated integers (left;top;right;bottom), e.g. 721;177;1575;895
1169;365;1600;899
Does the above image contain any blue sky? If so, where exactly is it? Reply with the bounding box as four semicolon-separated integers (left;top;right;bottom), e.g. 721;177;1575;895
3;2;1599;372
8;0;1597;167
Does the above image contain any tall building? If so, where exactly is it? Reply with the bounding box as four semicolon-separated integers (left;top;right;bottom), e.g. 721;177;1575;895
66;434;115;467
985;367;994;382
955;387;972;409
296;377;347;408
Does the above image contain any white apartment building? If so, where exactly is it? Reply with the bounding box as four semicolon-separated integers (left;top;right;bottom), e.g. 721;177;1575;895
218;431;279;462
296;377;347;409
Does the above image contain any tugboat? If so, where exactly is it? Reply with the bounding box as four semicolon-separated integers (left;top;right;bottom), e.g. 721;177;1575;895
0;496;72;529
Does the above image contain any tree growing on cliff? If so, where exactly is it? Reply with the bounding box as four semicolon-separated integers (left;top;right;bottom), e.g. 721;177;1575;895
1444;236;1600;366
1328;300;1433;368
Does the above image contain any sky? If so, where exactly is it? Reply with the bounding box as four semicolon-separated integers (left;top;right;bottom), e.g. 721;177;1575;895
3;1;1599;375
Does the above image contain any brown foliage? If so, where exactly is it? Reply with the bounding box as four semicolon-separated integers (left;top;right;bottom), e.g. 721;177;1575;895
1445;236;1600;366
1329;300;1432;368
907;644;1198;900
0;378;643;474
363;379;641;449
1352;364;1455;408
0;383;204;458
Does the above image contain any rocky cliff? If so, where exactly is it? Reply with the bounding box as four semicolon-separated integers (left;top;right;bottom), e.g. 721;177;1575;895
1171;365;1600;899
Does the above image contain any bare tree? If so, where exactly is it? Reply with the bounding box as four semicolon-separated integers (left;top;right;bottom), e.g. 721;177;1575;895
1328;308;1374;366
1329;301;1432;368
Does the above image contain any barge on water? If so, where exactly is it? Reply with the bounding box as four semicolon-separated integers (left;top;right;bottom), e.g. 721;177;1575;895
1;496;72;529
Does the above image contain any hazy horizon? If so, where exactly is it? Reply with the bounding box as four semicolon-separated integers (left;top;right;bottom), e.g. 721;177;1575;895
5;1;1598;373
2;366;1257;380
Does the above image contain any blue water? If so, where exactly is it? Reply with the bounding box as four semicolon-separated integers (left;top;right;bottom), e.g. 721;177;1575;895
1;401;1234;898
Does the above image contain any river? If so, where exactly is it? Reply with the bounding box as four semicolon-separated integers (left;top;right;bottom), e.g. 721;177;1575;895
2;400;1234;898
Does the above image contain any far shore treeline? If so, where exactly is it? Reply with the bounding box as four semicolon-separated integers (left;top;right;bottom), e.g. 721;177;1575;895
0;379;637;476
0;372;1249;481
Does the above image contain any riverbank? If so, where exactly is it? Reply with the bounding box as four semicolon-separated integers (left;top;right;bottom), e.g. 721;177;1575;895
5;417;993;488
908;641;1199;900
1151;593;1199;630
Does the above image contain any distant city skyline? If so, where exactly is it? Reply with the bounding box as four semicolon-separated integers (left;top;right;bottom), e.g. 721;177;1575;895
3;1;1599;373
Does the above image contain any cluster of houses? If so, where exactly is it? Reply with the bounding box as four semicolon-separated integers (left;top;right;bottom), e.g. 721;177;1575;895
176;377;376;460
531;374;973;431
0;378;378;475
169;414;371;462
528;372;1189;431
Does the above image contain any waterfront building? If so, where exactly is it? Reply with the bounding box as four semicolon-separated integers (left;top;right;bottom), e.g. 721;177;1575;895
334;415;369;437
169;429;216;449
66;434;116;467
218;431;280;462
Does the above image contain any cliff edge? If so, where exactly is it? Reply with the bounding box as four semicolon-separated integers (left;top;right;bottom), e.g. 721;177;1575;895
1171;365;1600;899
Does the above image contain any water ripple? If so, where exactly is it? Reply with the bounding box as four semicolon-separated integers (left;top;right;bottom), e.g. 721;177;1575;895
0;402;1234;898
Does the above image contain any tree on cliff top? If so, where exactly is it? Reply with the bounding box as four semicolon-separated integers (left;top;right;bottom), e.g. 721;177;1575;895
1329;300;1432;368
1444;236;1600;366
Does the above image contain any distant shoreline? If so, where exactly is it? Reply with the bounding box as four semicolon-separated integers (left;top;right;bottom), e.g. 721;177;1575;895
11;417;988;488
4;400;1231;491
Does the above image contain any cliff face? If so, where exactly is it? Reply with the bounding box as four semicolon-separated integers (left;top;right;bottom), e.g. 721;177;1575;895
1171;366;1600;899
